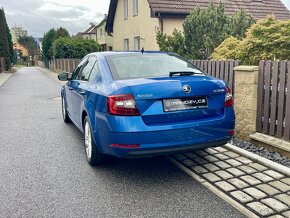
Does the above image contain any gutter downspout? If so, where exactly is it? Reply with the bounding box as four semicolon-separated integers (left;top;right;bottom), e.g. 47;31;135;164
158;12;164;33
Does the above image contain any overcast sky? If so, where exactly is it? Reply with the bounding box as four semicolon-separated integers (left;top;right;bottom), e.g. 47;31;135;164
0;0;289;38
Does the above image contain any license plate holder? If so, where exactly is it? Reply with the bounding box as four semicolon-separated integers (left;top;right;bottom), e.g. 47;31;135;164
163;96;208;112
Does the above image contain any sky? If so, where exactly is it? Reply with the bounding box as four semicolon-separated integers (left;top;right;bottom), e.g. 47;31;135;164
0;0;289;38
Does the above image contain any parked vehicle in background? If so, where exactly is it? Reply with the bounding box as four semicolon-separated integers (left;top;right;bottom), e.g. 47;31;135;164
58;51;235;165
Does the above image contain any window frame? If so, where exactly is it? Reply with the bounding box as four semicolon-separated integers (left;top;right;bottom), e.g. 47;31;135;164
124;38;129;51
133;0;138;16
124;0;128;20
134;36;141;50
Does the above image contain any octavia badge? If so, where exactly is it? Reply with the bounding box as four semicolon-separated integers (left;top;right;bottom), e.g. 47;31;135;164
183;84;191;93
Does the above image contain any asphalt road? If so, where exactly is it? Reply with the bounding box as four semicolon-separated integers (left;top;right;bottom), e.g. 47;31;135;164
0;67;245;218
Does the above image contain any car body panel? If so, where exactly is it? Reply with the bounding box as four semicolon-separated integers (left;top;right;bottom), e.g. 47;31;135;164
60;51;235;158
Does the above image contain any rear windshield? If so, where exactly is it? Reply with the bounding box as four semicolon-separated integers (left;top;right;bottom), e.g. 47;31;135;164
106;53;204;80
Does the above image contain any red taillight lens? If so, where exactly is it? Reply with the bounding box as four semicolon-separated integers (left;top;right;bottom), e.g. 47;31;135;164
107;94;140;116
229;130;235;136
225;87;234;107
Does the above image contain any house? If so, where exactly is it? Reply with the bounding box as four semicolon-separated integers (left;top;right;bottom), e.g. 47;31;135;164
11;25;28;43
96;16;113;51
105;0;290;51
75;23;97;41
13;42;28;56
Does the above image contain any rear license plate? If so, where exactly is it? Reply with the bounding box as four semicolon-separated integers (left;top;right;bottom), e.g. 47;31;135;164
163;96;208;112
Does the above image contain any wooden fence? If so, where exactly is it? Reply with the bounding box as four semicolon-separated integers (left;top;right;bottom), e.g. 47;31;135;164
0;57;5;73
192;60;239;95
48;59;80;73
256;60;290;141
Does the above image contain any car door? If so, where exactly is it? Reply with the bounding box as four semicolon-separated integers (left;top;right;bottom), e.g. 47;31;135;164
70;56;97;128
66;57;88;123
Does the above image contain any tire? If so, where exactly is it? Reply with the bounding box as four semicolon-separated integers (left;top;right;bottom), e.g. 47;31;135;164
83;116;105;165
62;96;71;123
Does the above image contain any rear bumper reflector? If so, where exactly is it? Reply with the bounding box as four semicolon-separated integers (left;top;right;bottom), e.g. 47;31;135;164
111;144;140;149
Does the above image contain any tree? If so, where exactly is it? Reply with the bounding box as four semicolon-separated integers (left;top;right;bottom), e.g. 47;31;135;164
156;3;254;60
18;36;40;56
52;37;100;59
229;9;255;39
156;29;186;57
211;16;290;65
211;36;241;60
183;3;229;59
42;27;70;65
0;8;13;70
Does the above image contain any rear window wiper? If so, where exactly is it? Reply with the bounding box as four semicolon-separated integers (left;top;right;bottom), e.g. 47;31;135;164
169;71;197;77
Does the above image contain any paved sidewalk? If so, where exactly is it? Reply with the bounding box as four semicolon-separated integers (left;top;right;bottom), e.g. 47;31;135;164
171;145;290;217
0;72;13;87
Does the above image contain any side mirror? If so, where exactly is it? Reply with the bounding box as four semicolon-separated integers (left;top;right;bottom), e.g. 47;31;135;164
58;72;69;81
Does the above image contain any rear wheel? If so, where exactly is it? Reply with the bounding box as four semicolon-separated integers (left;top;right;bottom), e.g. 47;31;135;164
84;116;105;165
62;96;71;123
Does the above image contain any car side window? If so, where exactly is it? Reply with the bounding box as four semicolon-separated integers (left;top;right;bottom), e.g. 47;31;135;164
71;58;88;80
78;56;97;81
88;60;101;83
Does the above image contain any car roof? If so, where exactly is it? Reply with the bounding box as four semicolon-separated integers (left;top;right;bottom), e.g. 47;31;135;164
92;51;173;57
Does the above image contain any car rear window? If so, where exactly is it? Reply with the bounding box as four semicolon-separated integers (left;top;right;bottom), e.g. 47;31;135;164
106;53;204;80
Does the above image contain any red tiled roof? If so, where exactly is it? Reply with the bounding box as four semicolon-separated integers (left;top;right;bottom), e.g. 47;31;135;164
147;0;290;20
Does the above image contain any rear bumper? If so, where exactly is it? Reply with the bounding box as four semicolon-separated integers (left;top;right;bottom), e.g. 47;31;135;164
94;108;235;158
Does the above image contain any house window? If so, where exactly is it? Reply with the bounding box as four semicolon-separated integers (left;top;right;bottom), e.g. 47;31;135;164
124;0;128;19
133;0;138;16
124;38;129;51
134;36;140;50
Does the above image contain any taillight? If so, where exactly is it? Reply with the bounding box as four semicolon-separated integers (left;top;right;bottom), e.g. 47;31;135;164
107;94;140;116
225;87;234;107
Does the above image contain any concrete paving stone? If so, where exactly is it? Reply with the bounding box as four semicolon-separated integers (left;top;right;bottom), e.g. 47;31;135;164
282;211;290;217
181;159;196;167
263;170;285;180
247;202;274;216
203;155;219;162
269;181;290;192
173;154;187;161
281;178;290;185
215;181;236;192
226;168;246;177
243;187;267;200
261;198;288;212
252;172;274;183
228;178;250;189
230;190;253;203
238;165;257;174
202;173;222;182
223;151;240;158
213;147;228;153
225;159;243;167
235;156;253;164
256;184;281;196
215;170;234;180
204;148;218;155
184;152;198;159
191;166;208;174
275;194;290;207
240;175;262;186
193;157;208;164
248;163;268;171
194;150;208;156
214;161;231;169
203;163;220;172
214;153;230;160
281;178;290;186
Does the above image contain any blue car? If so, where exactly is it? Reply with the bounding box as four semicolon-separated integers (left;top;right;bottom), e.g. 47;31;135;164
58;51;235;165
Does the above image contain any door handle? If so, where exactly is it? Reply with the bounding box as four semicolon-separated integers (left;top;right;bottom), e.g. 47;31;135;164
79;90;86;95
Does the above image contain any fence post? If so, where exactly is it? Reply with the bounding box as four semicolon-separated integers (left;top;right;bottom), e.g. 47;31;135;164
234;65;259;139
